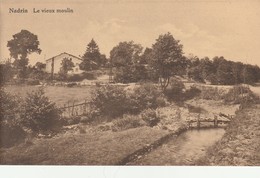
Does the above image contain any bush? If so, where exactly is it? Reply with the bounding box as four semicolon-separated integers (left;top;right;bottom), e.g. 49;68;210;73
0;122;26;148
224;85;259;104
0;88;25;148
127;83;166;113
89;85;127;118
67;74;84;82
89;84;167;120
26;78;40;85
82;72;96;80
66;82;77;87
21;88;62;133
111;114;145;132
140;109;160;127
184;86;201;100
198;86;225;100
164;78;185;101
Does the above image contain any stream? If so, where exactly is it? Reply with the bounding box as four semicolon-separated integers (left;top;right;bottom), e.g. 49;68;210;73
128;128;225;165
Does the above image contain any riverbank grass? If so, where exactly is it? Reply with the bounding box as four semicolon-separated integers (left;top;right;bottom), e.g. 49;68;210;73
0;127;169;165
197;104;260;166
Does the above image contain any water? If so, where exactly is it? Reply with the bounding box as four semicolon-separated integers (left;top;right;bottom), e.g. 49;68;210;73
130;128;225;165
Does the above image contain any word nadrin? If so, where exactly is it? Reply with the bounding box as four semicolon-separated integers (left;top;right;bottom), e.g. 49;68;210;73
9;8;28;13
33;8;73;13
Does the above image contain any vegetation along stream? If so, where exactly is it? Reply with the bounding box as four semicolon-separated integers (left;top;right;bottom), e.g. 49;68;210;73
127;128;226;165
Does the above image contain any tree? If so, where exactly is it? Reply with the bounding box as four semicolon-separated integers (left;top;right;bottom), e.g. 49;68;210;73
231;62;244;84
110;41;143;68
7;30;41;78
35;62;46;71
151;32;185;90
27;62;47;80
110;41;143;83
140;47;152;64
58;58;75;80
80;39;102;70
0;60;15;84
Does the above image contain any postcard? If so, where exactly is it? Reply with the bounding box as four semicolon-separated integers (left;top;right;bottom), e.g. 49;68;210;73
1;0;260;177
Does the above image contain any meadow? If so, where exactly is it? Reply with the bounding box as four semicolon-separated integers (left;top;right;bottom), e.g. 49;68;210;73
4;85;94;106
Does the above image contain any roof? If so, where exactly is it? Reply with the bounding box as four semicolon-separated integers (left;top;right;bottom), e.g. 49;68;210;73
46;52;82;62
45;52;97;65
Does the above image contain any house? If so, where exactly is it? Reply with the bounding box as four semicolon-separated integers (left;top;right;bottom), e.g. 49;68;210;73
45;52;84;74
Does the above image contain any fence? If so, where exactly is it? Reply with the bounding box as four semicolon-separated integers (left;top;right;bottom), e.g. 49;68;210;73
59;100;90;118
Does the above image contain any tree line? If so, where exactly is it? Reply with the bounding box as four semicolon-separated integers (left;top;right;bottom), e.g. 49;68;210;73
1;29;260;87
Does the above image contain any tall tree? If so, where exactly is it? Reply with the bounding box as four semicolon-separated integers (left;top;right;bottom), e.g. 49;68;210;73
216;59;234;85
110;41;143;67
140;47;152;64
80;39;102;70
7;30;41;78
110;41;143;83
151;32;185;90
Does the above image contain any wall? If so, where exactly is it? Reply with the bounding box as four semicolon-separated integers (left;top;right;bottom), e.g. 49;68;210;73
45;53;84;74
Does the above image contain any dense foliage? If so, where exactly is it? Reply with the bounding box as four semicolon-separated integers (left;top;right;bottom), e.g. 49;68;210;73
80;39;107;70
7;30;41;78
151;33;186;90
0;88;25;147
187;56;260;85
21;88;62;133
89;84;167;119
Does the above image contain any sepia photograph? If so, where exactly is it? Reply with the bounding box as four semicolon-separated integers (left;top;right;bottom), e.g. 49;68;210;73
0;0;260;171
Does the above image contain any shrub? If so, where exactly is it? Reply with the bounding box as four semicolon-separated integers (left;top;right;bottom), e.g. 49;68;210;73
184;86;201;100
111;114;145;132
66;82;77;87
127;83;166;113
0;88;25;148
164;78;185;101
198;86;225;100
140;109;160;127
0;122;26;148
89;85;127;118
82;72;96;80
224;85;259;104
21;88;62;133
89;84;166;120
67;74;84;82
26;78;40;85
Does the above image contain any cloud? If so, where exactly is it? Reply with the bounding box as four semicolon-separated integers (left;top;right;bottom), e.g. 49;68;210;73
157;23;225;57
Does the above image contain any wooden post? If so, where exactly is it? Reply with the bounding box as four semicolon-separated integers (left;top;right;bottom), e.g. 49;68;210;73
68;101;70;117
84;99;87;114
197;114;200;129
214;116;218;128
72;101;75;116
63;104;66;117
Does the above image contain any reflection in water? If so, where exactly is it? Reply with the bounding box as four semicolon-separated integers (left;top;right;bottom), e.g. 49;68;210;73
132;128;225;165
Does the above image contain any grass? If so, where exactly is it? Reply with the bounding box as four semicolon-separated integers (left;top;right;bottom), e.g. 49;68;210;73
3;85;94;106
197;104;260;166
0;127;169;165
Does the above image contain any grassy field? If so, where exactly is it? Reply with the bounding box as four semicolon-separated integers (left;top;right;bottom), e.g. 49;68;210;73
0;126;169;165
3;85;94;106
197;104;260;166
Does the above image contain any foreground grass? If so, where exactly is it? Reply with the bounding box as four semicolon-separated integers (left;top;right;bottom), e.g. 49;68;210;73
0;126;169;165
197;104;260;166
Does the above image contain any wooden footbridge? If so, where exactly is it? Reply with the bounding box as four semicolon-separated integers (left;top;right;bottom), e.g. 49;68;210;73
188;113;233;128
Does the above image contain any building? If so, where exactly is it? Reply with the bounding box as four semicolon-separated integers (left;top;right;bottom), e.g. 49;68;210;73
45;52;84;74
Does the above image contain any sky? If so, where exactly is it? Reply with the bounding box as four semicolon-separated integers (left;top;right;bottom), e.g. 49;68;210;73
1;0;260;66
